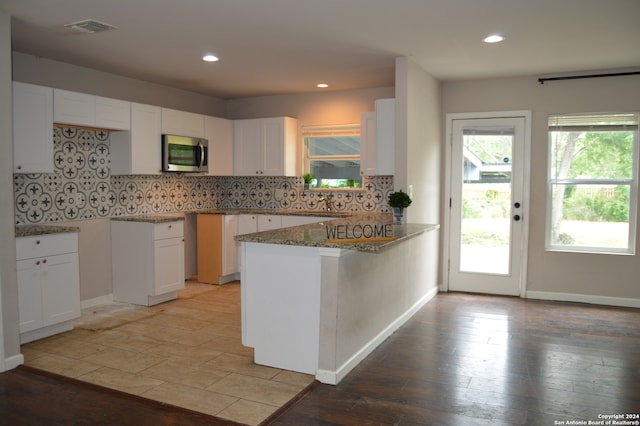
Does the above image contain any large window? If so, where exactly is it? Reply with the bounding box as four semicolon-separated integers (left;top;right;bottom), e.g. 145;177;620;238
302;124;361;189
547;113;638;253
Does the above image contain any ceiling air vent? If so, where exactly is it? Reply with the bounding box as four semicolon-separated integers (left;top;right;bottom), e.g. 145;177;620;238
65;19;117;33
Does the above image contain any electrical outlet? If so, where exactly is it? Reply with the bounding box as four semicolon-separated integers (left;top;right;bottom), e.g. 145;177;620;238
75;193;82;204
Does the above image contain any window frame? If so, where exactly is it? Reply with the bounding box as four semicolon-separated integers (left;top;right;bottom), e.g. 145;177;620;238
302;124;362;190
545;112;639;254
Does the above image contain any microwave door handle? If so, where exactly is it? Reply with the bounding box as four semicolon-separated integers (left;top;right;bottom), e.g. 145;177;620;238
200;142;206;167
196;142;203;168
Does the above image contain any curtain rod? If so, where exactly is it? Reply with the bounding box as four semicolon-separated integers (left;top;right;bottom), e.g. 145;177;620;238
538;71;640;84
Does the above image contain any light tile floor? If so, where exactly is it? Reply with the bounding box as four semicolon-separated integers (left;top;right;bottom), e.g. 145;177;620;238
21;282;315;425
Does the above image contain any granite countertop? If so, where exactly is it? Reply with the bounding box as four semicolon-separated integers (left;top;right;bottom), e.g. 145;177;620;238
193;208;354;218
110;213;186;223
16;224;81;237
234;213;440;253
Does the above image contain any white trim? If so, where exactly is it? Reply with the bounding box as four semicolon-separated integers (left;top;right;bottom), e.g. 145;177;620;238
80;293;114;310
526;291;640;309
443;110;532;297
4;354;24;371
315;286;438;385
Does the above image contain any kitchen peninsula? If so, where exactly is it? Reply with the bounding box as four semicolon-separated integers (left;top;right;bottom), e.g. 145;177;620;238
236;214;439;385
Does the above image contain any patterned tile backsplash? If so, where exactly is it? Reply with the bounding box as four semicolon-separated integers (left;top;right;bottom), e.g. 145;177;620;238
14;127;394;225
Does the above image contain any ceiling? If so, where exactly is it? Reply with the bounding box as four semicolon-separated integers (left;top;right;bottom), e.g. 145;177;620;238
2;0;639;99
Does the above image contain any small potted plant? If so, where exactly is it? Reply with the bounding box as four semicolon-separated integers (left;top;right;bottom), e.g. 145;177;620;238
303;173;314;190
388;189;412;224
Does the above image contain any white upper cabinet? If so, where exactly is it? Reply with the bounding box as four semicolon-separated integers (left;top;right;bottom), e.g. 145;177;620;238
95;96;131;130
161;108;205;138
360;111;376;176
13;82;54;174
54;89;94;127
374;98;395;175
233;117;297;176
360;99;395;176
54;89;131;130
110;103;162;175
204;115;233;176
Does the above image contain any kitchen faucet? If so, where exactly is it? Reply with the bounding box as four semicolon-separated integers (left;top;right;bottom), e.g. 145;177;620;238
318;193;333;211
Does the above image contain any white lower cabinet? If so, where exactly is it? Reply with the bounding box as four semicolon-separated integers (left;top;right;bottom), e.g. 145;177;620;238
281;216;328;227
16;232;80;344
112;220;185;306
257;215;282;231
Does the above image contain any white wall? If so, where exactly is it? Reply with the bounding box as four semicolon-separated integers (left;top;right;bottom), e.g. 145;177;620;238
0;12;21;370
442;73;640;303
12;52;226;117
395;57;441;225
225;87;395;122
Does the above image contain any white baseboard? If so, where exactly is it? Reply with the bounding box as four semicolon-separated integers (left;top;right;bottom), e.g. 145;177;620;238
3;353;25;371
526;291;640;309
80;293;114;309
316;286;439;385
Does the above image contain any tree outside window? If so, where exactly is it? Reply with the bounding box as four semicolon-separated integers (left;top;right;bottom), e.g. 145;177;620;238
547;113;638;253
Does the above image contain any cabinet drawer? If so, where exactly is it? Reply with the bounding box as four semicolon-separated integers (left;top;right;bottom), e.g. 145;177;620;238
16;233;78;260
153;221;184;240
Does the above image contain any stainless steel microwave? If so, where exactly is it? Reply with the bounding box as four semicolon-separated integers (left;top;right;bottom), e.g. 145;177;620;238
162;134;208;173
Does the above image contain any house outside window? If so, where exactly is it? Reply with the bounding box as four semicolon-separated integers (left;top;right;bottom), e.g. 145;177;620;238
302;124;361;189
546;113;639;254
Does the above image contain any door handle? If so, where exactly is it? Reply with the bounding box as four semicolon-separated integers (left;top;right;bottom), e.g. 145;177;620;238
513;214;521;221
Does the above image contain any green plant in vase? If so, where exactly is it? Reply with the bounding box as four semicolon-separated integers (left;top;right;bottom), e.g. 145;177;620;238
388;189;412;224
302;173;314;190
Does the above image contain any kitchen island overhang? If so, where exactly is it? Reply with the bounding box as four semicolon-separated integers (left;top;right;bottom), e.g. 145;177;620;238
236;214;440;385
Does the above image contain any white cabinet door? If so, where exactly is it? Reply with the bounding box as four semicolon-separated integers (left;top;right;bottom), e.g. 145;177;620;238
40;252;80;326
222;215;239;275
236;215;258;276
110;103;162;175
54;89;132;131
262;118;286;176
13;82;54;174
154;237;185;295
112;220;184;305
360;111;376;176
374;98;395;175
16;259;43;333
233;117;297;176
161;108;204;137
204;115;233;176
16;233;80;337
257;215;282;231
233;119;262;175
95;96;131;130
281;216;328;227
54;89;95;126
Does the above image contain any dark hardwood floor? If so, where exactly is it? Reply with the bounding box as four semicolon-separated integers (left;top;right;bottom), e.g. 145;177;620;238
2;292;639;425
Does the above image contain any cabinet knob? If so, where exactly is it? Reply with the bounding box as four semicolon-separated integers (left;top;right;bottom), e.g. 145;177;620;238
36;240;40;245
168;225;172;229
16;165;22;170
36;260;40;265
42;259;47;264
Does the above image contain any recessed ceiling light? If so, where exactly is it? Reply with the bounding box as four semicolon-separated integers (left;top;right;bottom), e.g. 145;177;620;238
202;54;219;62
317;83;329;88
483;34;504;43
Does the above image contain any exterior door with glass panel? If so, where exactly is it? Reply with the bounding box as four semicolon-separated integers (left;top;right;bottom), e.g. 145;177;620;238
449;117;526;295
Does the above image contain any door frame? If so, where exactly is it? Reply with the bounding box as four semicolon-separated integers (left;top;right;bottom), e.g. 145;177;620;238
442;111;532;297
